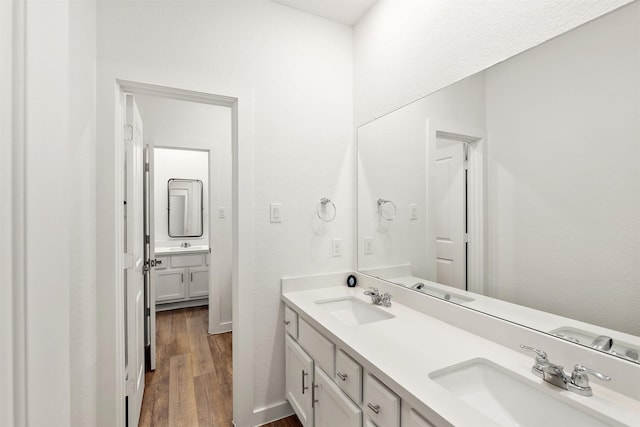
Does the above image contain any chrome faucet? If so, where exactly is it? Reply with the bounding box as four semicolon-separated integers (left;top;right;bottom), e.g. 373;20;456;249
520;345;611;396
364;287;392;307
591;335;613;351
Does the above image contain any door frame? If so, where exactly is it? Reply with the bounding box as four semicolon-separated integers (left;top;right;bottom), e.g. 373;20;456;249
97;79;253;427
426;119;486;294
0;0;26;424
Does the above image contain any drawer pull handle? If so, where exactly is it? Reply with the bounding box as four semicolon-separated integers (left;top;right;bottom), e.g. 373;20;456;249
313;383;319;407
367;403;380;414
302;370;309;394
337;372;348;381
181;273;184;283
191;272;193;282
284;320;291;325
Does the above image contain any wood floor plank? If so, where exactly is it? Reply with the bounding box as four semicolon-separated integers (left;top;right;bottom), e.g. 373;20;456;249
171;310;190;357
168;354;198;427
157;310;173;345
140;306;302;427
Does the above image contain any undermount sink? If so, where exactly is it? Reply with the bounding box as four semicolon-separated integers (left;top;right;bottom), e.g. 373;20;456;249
315;296;395;326
429;359;623;427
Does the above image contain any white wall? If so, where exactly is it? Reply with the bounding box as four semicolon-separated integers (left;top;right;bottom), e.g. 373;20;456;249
14;0;97;426
96;1;353;425
153;148;209;244
484;2;640;335
354;0;634;126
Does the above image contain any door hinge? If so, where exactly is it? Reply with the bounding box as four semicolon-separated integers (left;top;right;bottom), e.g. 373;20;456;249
465;233;471;243
124;124;133;141
145;235;150;244
144;162;149;172
146;308;151;317
125;377;135;397
123;253;135;269
463;160;469;170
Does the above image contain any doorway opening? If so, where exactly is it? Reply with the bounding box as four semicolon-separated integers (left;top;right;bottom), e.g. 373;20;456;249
118;81;236;426
426;121;485;296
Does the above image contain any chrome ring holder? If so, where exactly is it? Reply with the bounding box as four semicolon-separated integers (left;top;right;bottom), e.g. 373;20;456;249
377;198;397;221
316;197;337;222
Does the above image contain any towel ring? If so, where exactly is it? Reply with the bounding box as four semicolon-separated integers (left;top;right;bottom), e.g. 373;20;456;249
377;198;397;221
316;198;336;222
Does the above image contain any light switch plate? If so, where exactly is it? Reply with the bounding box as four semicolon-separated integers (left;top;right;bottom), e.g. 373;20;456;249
364;237;374;255
218;207;226;219
332;239;342;257
270;203;282;223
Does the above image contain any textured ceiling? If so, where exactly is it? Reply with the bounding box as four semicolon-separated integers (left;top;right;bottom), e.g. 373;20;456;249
271;0;377;26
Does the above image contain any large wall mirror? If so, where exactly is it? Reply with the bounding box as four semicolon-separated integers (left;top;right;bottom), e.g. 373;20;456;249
168;178;204;237
357;3;639;364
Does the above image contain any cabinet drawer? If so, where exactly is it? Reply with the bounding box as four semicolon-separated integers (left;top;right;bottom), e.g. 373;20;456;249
284;305;298;339
335;349;362;404
364;374;400;427
171;254;204;268
297;318;335;376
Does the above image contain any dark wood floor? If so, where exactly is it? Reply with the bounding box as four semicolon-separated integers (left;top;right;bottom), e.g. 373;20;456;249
139;306;302;427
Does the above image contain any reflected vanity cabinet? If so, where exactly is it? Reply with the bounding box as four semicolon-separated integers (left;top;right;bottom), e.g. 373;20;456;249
284;306;436;427
154;252;209;304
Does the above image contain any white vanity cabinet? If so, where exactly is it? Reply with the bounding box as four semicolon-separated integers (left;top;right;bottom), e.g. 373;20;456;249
154;251;209;305
284;304;438;427
364;374;400;427
285;335;314;427
401;405;436;427
314;366;362;427
285;315;362;427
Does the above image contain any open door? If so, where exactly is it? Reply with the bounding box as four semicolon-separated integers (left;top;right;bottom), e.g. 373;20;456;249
433;137;467;290
124;93;145;427
144;145;156;371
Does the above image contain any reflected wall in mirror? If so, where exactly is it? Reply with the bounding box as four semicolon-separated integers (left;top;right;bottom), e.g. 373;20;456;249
357;3;639;363
168;178;203;237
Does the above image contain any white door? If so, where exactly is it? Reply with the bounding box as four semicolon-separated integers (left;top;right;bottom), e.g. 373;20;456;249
124;93;145;427
285;335;314;427
314;366;361;427
143;145;156;370
434;138;466;290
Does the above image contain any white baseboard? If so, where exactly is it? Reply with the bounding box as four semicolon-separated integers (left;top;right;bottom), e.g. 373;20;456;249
208;320;232;335
252;400;294;427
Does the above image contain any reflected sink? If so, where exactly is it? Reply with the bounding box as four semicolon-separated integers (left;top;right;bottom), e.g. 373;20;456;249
429;359;623;427
315;297;395;326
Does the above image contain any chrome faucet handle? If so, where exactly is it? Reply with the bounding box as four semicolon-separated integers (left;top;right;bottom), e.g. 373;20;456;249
520;344;548;361
381;292;392;307
571;364;611;388
520;344;549;374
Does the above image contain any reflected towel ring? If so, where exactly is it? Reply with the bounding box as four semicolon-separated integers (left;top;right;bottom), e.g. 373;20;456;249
316;198;337;222
377;198;397;221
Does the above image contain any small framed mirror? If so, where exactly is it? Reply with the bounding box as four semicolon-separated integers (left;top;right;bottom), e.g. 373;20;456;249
168;178;204;237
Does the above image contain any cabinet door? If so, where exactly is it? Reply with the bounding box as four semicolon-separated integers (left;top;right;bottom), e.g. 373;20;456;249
364;374;400;427
188;266;209;299
401;405;436;427
314;366;361;427
286;335;314;427
155;268;186;303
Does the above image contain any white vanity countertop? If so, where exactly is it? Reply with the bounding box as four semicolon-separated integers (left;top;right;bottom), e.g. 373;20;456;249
154;245;210;255
282;285;640;427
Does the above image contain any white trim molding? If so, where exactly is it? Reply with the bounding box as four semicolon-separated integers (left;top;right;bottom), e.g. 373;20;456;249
97;78;254;427
0;0;26;425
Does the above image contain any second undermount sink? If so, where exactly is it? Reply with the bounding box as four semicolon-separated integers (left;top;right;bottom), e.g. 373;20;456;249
429;359;623;427
315;296;395;326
